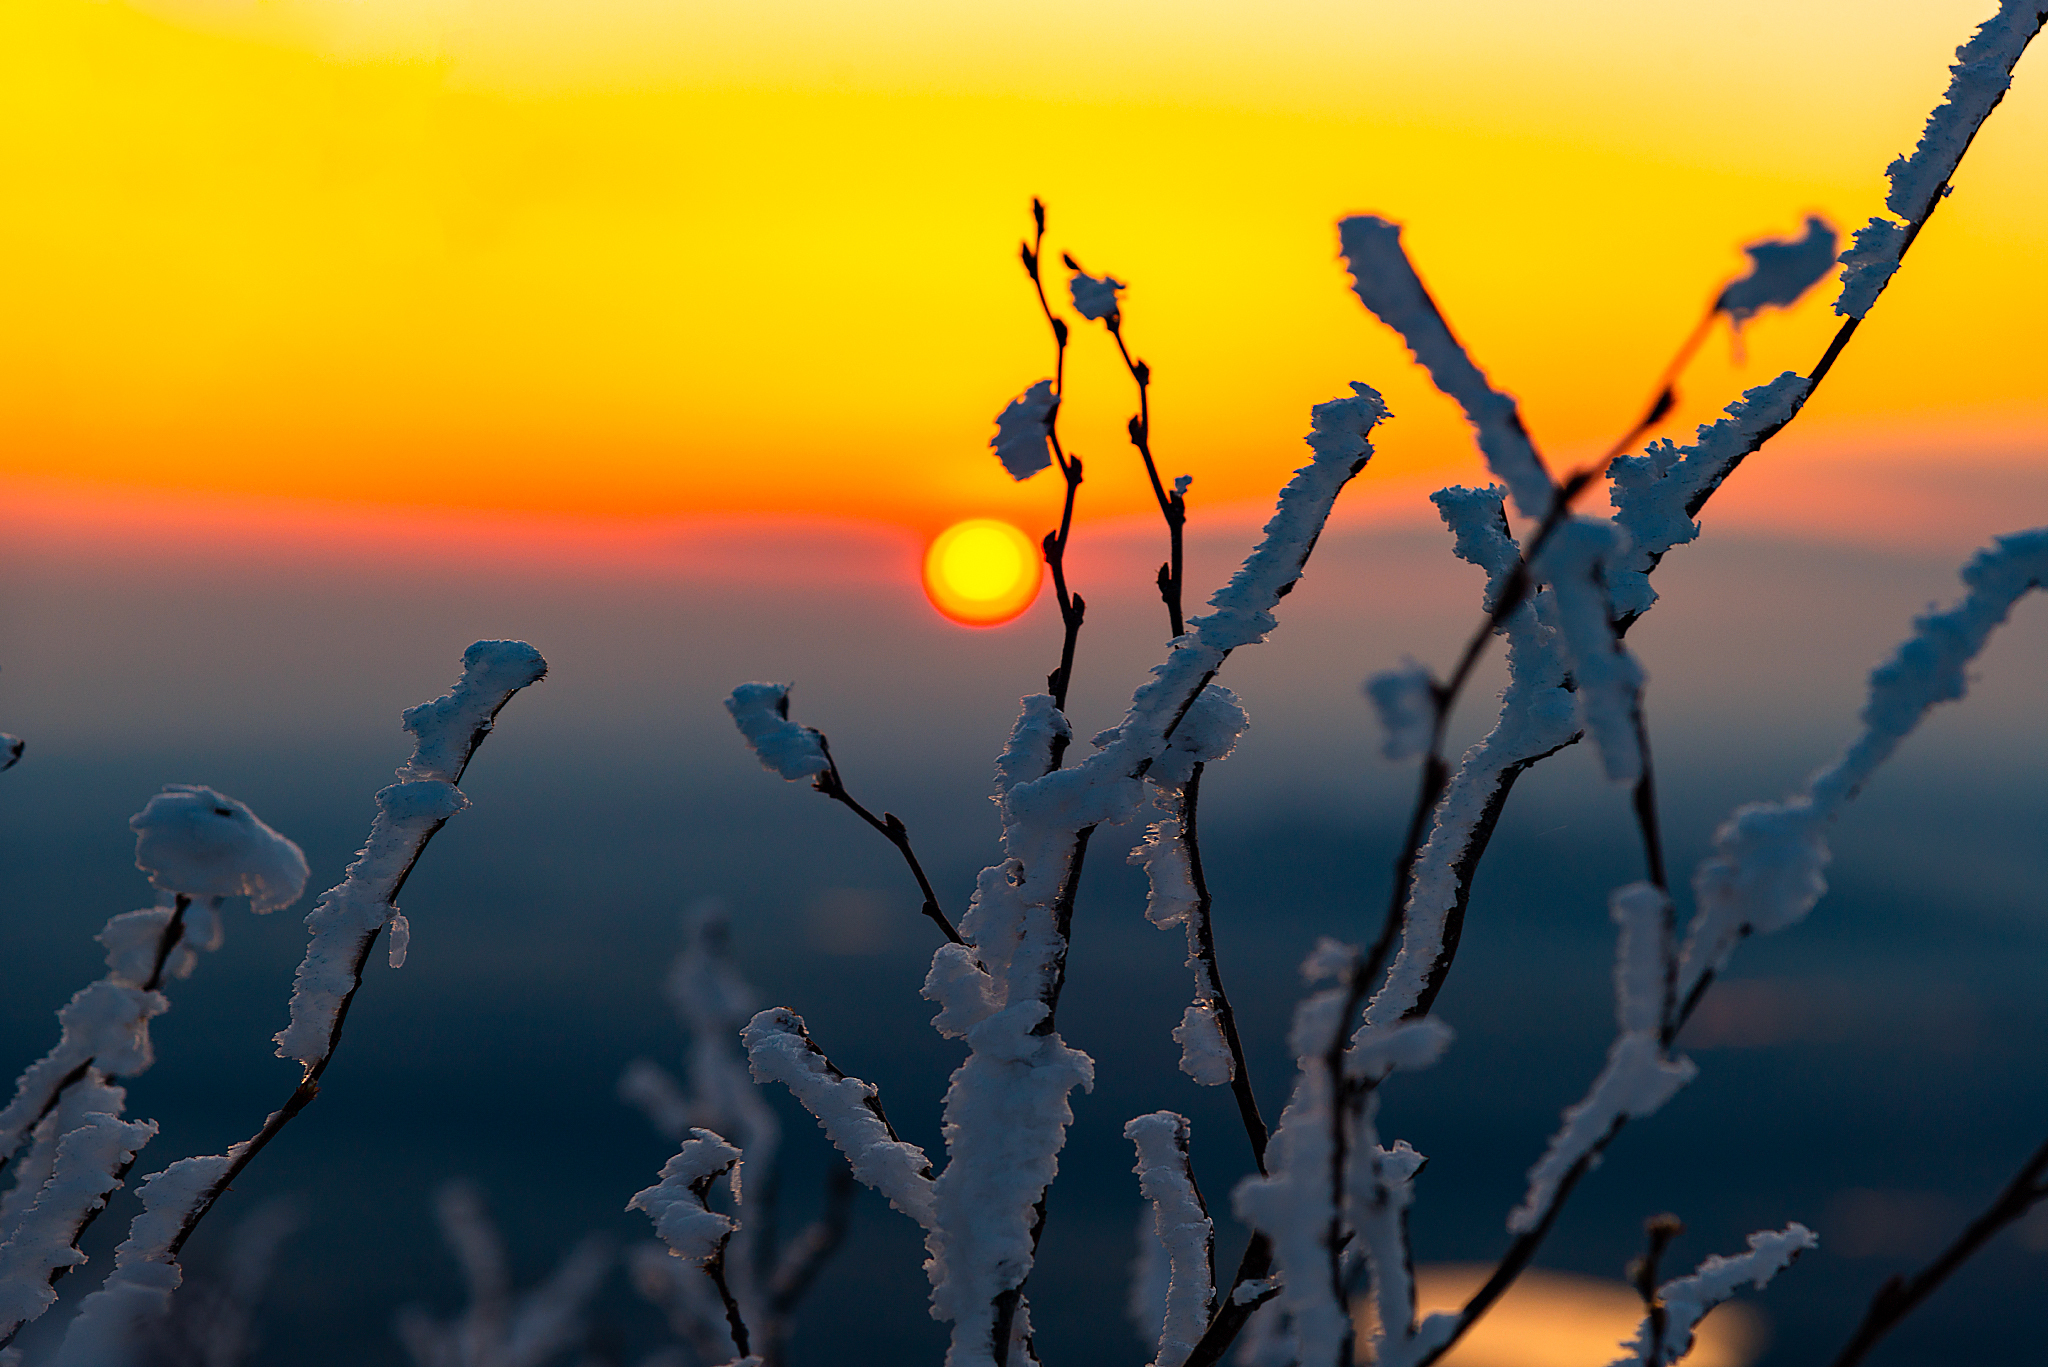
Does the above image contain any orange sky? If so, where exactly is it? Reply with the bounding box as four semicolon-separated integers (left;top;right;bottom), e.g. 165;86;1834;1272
3;0;2043;541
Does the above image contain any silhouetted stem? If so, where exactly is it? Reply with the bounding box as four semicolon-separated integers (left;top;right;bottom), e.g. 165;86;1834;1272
1181;764;1269;1171
1826;1135;2048;1367
813;745;963;945
165;684;532;1258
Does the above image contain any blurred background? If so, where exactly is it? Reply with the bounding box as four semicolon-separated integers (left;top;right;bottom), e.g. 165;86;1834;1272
3;0;2047;1363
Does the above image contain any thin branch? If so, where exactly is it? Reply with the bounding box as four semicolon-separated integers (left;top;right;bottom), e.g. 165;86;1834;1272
164;663;541;1257
1628;1213;1685;1367
1181;1233;1276;1367
1827;1135;2048;1367
812;743;963;945
1599;305;1716;469
141;894;194;994
1181;764;1269;1171
1629;703;1668;893
1024;198;1089;728
1106;318;1184;638
703;1243;753;1360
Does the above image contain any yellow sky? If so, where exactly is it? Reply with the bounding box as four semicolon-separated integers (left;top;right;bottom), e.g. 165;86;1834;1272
3;0;2042;536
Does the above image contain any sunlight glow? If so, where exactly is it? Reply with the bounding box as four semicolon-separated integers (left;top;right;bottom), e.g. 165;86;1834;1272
923;519;1042;626
1362;1265;1762;1367
1;0;2040;534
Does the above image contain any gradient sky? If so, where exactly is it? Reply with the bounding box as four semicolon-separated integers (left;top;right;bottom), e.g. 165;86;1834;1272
4;0;2044;539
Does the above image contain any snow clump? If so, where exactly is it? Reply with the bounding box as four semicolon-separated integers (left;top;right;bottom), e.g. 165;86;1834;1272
129;786;309;914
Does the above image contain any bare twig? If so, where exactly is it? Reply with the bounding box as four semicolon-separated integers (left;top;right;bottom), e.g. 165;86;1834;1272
1103;309;1184;639
812;740;963;945
1181;764;1269;1171
1023;199;1089;730
142;893;194;994
1827;1136;2048;1367
1629;1212;1686;1366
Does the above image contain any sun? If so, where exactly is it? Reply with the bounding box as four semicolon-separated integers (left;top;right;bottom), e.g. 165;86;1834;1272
923;519;1043;626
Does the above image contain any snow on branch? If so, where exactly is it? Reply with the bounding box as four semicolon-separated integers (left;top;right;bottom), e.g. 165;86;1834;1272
2;787;306;1180
276;641;548;1066
741;1009;937;1230
0;1113;157;1343
1345;1014;1457;1367
129;787;308;914
724;683;829;782
1365;661;1433;762
0;1072;126;1254
395;640;548;785
46;1154;243;1366
1233;944;1354;1367
1676;528;2048;1002
0;985;165;1178
1508;884;1694;1236
1067;267;1125;323
1128;686;1250;1086
1365;488;1580;1026
1715;217;1838;331
1609;1224;1817;1366
630;1131;751;1363
1338;217;1553;518
991;381;1058;482
1605;375;1808;620
926;384;1386;1366
1125;1112;1214;1367
1536;519;1645;783
1838;2;2046;318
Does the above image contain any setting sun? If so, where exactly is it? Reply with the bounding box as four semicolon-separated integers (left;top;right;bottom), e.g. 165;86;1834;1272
923;518;1043;626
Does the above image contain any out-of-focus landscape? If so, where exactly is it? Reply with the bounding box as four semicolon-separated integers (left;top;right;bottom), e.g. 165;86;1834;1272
3;0;2047;1362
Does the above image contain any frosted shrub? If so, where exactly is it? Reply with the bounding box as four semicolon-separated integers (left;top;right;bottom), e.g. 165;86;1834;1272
0;642;547;1366
633;6;2048;1367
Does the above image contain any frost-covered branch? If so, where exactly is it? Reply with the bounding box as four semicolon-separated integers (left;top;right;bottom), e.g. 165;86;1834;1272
1673;527;2048;1021
1125;1112;1213;1367
920;384;1386;1367
1405;529;2047;1366
1229;944;1354;1367
1128;691;1268;1167
1341;1021;1456;1367
1600;217;1838;468
630;1130;751;1362
1349;9;2041;1090
1;789;309;1190
1610;1224;1816;1367
741;1009;937;1230
1837;0;2046;321
1230;942;1455;1367
622;903;789;1351
0;1114;157;1347
725;683;963;945
1338;217;1554;520
141;641;545;1269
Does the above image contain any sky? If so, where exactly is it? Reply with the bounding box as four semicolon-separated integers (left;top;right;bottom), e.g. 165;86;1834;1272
3;0;2045;545
4;6;2048;1364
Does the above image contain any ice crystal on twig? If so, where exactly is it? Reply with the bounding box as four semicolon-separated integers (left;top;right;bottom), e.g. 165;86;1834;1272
1716;217;1838;330
724;684;829;783
991;380;1058;481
